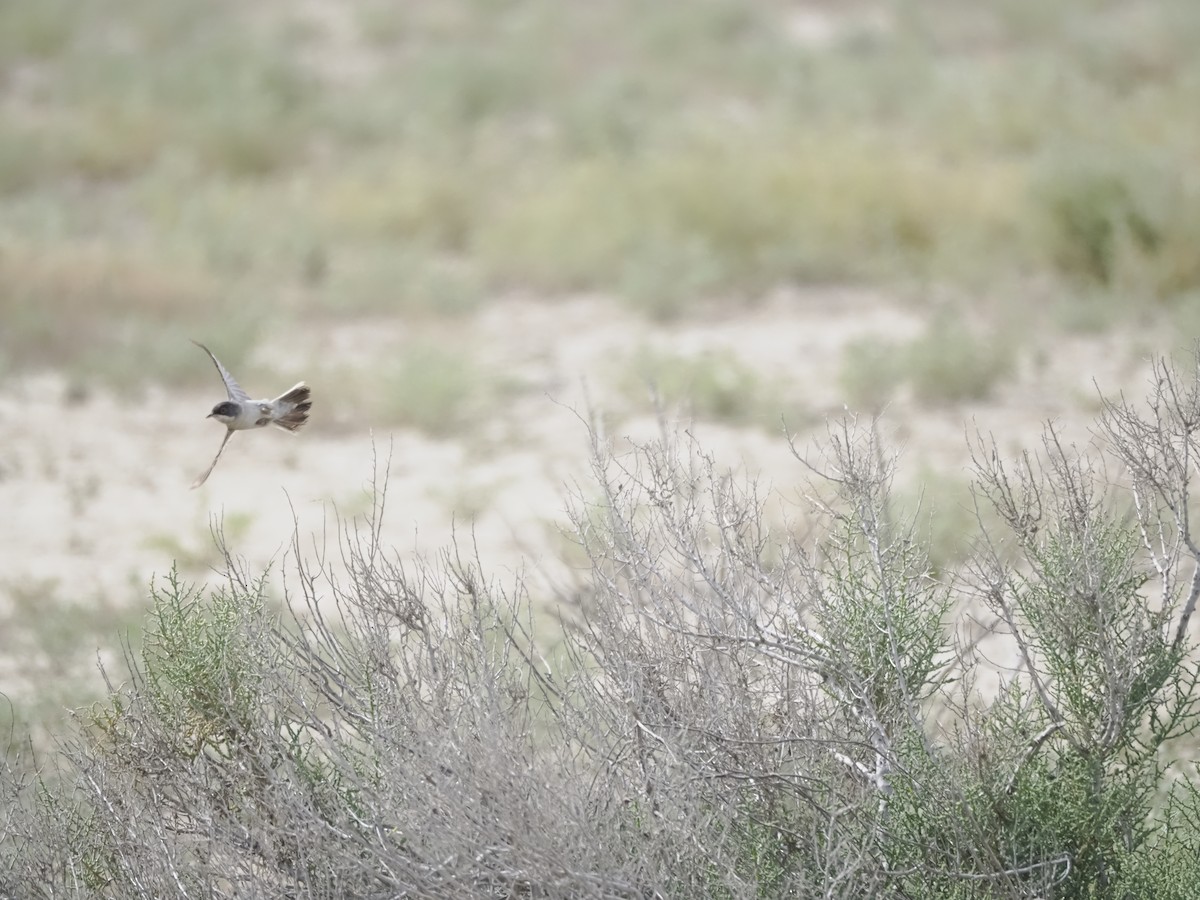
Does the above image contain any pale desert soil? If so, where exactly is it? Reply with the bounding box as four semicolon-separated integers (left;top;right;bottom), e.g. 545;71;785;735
0;290;1158;704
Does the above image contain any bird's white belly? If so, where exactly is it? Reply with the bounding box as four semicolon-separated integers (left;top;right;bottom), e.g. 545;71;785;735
233;402;272;430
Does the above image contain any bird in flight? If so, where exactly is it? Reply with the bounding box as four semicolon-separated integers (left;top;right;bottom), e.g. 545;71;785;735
191;340;312;488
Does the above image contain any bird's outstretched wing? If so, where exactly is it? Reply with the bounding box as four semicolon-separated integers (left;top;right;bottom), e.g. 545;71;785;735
191;429;235;489
192;340;251;403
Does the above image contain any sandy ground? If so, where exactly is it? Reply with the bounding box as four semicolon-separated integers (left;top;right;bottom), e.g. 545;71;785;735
0;291;1157;705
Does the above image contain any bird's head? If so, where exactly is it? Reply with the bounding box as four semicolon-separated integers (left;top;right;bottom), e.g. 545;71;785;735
208;401;240;425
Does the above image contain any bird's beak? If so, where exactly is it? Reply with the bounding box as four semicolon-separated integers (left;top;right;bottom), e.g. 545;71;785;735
206;413;214;419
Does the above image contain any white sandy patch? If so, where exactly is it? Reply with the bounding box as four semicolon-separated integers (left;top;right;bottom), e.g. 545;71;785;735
0;291;1164;694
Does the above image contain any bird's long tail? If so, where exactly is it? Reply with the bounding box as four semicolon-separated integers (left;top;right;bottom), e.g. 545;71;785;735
271;382;312;432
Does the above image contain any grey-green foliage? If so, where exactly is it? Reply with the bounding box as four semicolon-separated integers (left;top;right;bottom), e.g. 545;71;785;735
7;354;1200;897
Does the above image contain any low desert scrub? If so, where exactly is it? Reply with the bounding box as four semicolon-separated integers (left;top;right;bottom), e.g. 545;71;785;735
0;579;140;758
0;0;316;185
1034;146;1200;300
320;341;502;436
3;0;1199;393
622;347;783;429
366;341;494;435
8;349;1200;896
467;135;1021;303
902;311;1018;406
142;512;256;576
838;335;904;412
839;309;1017;410
312;244;486;318
0;241;261;389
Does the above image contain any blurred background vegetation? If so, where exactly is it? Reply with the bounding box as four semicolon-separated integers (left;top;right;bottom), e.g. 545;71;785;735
2;0;1198;391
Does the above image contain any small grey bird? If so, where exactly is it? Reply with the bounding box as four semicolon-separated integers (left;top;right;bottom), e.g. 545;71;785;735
191;340;312;488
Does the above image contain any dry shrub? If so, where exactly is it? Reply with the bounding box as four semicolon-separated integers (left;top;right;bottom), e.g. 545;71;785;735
8;351;1200;897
